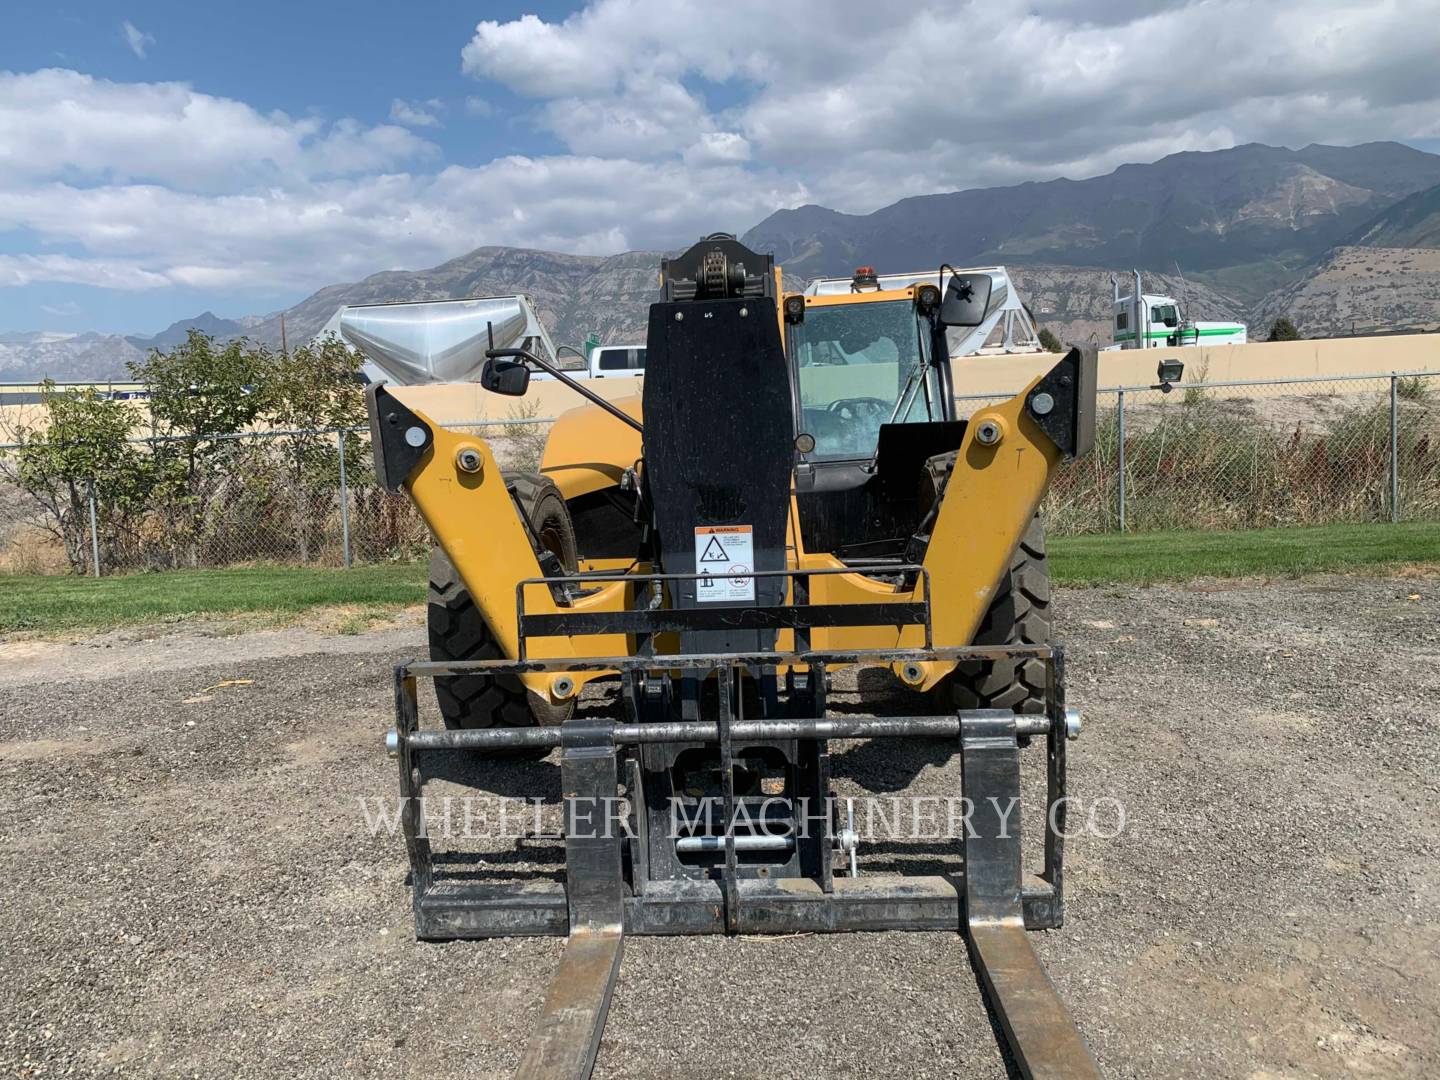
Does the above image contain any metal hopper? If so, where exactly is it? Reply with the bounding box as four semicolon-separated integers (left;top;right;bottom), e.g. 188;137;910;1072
320;295;558;385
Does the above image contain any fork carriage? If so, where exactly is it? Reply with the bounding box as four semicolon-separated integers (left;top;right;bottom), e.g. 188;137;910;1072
386;568;1098;1079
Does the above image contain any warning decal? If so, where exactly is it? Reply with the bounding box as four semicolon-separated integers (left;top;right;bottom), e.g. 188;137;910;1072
694;524;755;603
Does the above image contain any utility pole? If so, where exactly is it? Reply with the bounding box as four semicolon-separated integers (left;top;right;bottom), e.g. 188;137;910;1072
280;313;288;355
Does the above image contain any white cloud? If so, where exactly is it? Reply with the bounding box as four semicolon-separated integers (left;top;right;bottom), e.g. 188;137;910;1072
463;0;1440;210
539;75;709;158
6;1;1440;315
0;253;172;290
0;159;806;293
683;132;750;168
121;21;154;60
0;69;436;189
390;97;444;128
0;65;806;299
462;13;618;97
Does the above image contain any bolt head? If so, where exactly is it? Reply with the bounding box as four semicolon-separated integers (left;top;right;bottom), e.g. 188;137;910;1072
1031;392;1056;417
404;426;427;448
385;729;401;758
975;420;1002;446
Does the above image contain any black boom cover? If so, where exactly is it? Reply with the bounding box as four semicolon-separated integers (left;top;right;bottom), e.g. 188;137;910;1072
643;296;793;650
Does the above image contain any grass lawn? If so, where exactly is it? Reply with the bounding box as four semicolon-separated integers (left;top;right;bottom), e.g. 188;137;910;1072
1051;521;1439;585
1;522;1436;634
0;563;427;633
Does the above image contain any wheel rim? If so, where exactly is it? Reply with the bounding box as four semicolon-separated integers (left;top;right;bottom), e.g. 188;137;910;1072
539;517;569;568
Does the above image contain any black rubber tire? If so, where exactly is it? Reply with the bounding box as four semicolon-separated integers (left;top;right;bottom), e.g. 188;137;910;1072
947;515;1051;715
427;474;578;738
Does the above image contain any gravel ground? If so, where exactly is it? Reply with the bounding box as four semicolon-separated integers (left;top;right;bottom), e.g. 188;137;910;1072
2;573;1437;1079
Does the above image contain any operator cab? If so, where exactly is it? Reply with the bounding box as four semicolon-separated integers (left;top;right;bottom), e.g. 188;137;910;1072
786;269;990;565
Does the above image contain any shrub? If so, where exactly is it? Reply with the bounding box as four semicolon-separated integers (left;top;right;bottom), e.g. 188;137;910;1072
1267;317;1300;342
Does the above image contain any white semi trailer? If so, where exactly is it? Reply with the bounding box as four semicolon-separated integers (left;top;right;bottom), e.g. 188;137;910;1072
1110;269;1246;349
318;295;562;385
317;295;644;384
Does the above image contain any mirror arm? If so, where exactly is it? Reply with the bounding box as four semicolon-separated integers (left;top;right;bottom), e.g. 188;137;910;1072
486;346;644;435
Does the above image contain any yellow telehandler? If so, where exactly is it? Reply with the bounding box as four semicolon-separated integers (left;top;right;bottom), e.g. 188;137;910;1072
370;233;1102;1078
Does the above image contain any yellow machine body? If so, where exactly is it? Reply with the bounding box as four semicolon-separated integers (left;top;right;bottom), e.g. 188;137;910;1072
370;241;1105;1080
390;279;1061;704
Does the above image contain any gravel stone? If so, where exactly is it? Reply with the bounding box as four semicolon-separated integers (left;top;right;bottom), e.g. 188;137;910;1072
1;574;1437;1078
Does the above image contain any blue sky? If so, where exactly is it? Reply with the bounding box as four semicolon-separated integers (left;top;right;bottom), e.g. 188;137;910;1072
2;0;1439;336
0;2;581;161
0;1;585;332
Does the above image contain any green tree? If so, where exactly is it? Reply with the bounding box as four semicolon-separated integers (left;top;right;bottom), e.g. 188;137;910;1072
0;385;155;574
1037;327;1064;353
1267;317;1300;342
129;330;273;565
259;334;368;561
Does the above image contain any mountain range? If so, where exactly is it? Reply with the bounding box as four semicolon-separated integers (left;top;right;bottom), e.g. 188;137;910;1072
741;142;1440;300
0;311;265;384
6;140;1440;382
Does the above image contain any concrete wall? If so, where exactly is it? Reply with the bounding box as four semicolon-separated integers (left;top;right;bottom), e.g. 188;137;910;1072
954;333;1440;398
398;333;1440;422
5;333;1436;436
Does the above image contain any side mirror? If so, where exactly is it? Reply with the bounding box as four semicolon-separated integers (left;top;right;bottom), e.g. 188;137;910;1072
480;358;531;397
939;273;993;327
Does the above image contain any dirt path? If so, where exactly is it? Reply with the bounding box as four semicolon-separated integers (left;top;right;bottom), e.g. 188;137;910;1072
1;575;1437;1078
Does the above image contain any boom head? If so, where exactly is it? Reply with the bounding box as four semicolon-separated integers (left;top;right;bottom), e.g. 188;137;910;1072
643;234;791;652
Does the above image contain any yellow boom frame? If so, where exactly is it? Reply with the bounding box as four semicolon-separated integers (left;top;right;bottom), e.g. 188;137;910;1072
389;292;1060;704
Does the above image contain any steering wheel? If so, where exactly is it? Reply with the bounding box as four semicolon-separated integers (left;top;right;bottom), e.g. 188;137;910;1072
826;397;891;423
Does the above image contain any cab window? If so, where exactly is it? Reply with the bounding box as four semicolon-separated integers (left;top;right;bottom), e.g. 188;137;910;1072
790;300;935;460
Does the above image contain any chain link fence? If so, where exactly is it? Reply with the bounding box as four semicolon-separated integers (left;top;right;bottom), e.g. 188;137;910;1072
1041;371;1438;534
0;414;552;576
1;372;1436;576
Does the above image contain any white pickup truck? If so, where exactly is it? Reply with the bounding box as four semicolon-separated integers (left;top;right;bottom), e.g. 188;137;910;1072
583;344;646;378
531;343;645;381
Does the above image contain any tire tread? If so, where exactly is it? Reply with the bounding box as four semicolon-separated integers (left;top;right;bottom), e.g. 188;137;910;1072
949;515;1052;715
426;473;577;735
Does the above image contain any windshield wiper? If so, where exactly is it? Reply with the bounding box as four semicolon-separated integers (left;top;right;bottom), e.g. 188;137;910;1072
858;366;925;474
862;319;933;473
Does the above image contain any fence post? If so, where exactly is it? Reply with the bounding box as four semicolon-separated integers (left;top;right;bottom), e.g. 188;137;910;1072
86;479;101;577
1389;374;1400;523
1116;389;1127;532
337;428;352;569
